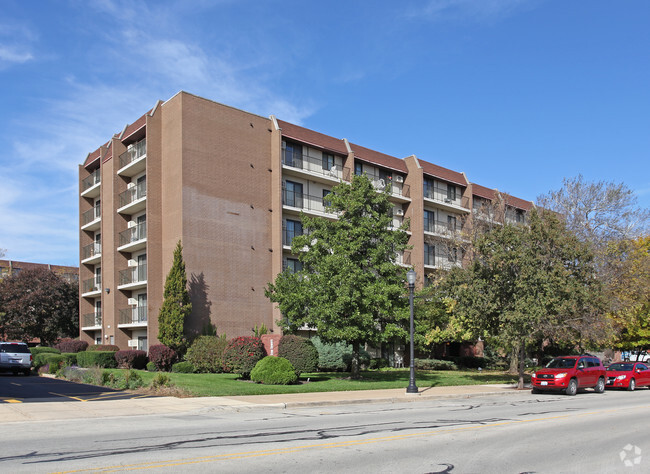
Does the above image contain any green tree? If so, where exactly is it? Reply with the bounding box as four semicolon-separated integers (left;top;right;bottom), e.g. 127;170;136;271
438;210;606;388
0;268;78;345
266;174;410;379
158;241;192;353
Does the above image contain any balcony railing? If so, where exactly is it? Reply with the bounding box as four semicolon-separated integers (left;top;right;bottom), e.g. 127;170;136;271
119;180;146;208
424;183;469;209
282;150;343;180
82;312;102;327
282;226;304;247
82;276;101;294
424;218;463;237
119;139;146;168
119;264;147;286
81;242;102;261
82;206;101;226
369;177;410;199
119;222;147;247
119;306;147;325
81;169;100;192
282;190;337;215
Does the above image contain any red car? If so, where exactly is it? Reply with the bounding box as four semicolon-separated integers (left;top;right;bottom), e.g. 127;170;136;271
606;362;650;391
531;355;606;396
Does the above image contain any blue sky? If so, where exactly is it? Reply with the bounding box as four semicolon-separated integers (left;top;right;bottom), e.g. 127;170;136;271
1;0;648;266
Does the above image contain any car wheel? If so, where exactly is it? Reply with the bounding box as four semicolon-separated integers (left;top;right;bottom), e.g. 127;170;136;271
628;378;636;391
595;377;605;394
566;379;578;396
531;387;540;394
23;369;30;376
12;369;19;376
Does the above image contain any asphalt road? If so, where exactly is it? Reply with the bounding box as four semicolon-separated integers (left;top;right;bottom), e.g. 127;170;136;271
1;387;649;473
0;372;152;403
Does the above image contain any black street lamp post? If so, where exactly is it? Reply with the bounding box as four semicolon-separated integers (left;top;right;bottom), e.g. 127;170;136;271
406;269;418;394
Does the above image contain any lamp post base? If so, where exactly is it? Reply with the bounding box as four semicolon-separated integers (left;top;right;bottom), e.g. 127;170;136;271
406;385;419;394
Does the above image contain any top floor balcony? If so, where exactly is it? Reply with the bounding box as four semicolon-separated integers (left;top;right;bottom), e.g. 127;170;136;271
117;139;146;177
282;149;343;185
81;169;101;198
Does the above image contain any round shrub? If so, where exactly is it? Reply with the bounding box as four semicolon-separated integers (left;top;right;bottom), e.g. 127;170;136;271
148;344;178;371
185;335;228;373
146;361;157;372
250;356;298;385
30;346;60;356
76;351;118;368
223;336;265;379
115;350;148;369
87;344;120;352
278;335;319;375
172;361;196;373
54;338;89;353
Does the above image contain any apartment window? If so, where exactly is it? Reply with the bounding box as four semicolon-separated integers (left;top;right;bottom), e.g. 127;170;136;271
283;141;303;168
447;185;457;201
137;254;147;282
138;336;148;352
516;210;524;223
284;180;303;208
284;258;303;273
95;337;102;345
322;189;332;208
424;178;434;199
322;153;335;171
449;247;458;263
379;169;391;184
285;219;303;246
94;199;101;219
447;215;457;231
424;243;435;266
424;210;435;233
355;162;363;176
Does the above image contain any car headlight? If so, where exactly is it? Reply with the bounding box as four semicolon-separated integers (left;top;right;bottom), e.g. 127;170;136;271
531;372;536;378
616;375;627;380
555;373;568;379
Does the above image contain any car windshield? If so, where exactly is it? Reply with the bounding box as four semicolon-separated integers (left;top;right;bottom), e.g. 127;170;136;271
608;363;634;371
0;343;30;354
545;358;577;369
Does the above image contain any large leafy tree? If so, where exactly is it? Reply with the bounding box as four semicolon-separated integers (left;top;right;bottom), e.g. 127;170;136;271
158;241;192;353
607;236;650;350
266;174;410;379
0;268;78;345
437;210;606;388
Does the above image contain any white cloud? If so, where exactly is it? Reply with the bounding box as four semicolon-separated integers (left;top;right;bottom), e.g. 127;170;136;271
0;45;33;64
406;0;533;23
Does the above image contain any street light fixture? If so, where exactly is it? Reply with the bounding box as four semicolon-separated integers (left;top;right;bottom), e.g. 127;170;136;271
406;269;418;394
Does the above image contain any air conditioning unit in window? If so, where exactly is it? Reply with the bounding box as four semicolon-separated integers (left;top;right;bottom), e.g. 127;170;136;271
395;208;404;216
395;175;404;183
128;220;136;228
127;182;135;189
127;340;138;347
128;259;137;267
128;298;137;305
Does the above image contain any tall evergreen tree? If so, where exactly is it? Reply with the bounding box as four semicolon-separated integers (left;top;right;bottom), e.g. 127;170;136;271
158;241;192;353
266;174;410;379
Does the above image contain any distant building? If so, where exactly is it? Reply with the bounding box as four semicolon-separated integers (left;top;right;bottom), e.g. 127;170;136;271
0;260;79;283
78;91;534;352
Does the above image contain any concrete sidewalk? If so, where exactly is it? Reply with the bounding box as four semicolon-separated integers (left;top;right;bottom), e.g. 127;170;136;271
0;384;523;424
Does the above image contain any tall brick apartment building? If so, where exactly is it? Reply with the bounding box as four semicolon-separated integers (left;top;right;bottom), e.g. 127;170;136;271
78;91;532;351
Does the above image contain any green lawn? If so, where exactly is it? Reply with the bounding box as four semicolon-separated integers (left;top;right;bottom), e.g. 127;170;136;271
107;369;524;397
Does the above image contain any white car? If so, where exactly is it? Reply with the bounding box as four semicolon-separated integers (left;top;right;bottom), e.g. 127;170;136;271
626;351;650;362
0;342;33;375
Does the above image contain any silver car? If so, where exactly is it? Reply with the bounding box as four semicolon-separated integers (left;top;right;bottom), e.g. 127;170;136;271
0;342;32;375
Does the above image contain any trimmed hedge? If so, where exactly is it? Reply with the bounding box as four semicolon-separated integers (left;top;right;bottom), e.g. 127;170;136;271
61;353;78;366
414;358;458;371
76;351;118;368
87;344;120;352
172;361;196;373
30;347;60;356
54;338;89;353
251;356;298;385
115;350;148;370
223;336;265;378
34;352;64;370
148;345;177;371
185;335;228;373
278;335;319;375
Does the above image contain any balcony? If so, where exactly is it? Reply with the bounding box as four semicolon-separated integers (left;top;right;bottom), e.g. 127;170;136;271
424;218;463;240
282;190;337;217
282;226;304;248
81;242;102;265
369;177;410;203
117;222;147;253
118;307;147;327
81;169;101;198
81;312;102;330
117;180;146;215
282;150;342;185
118;264;147;290
82;276;101;297
81;206;101;231
423;184;470;213
117;139;146;177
